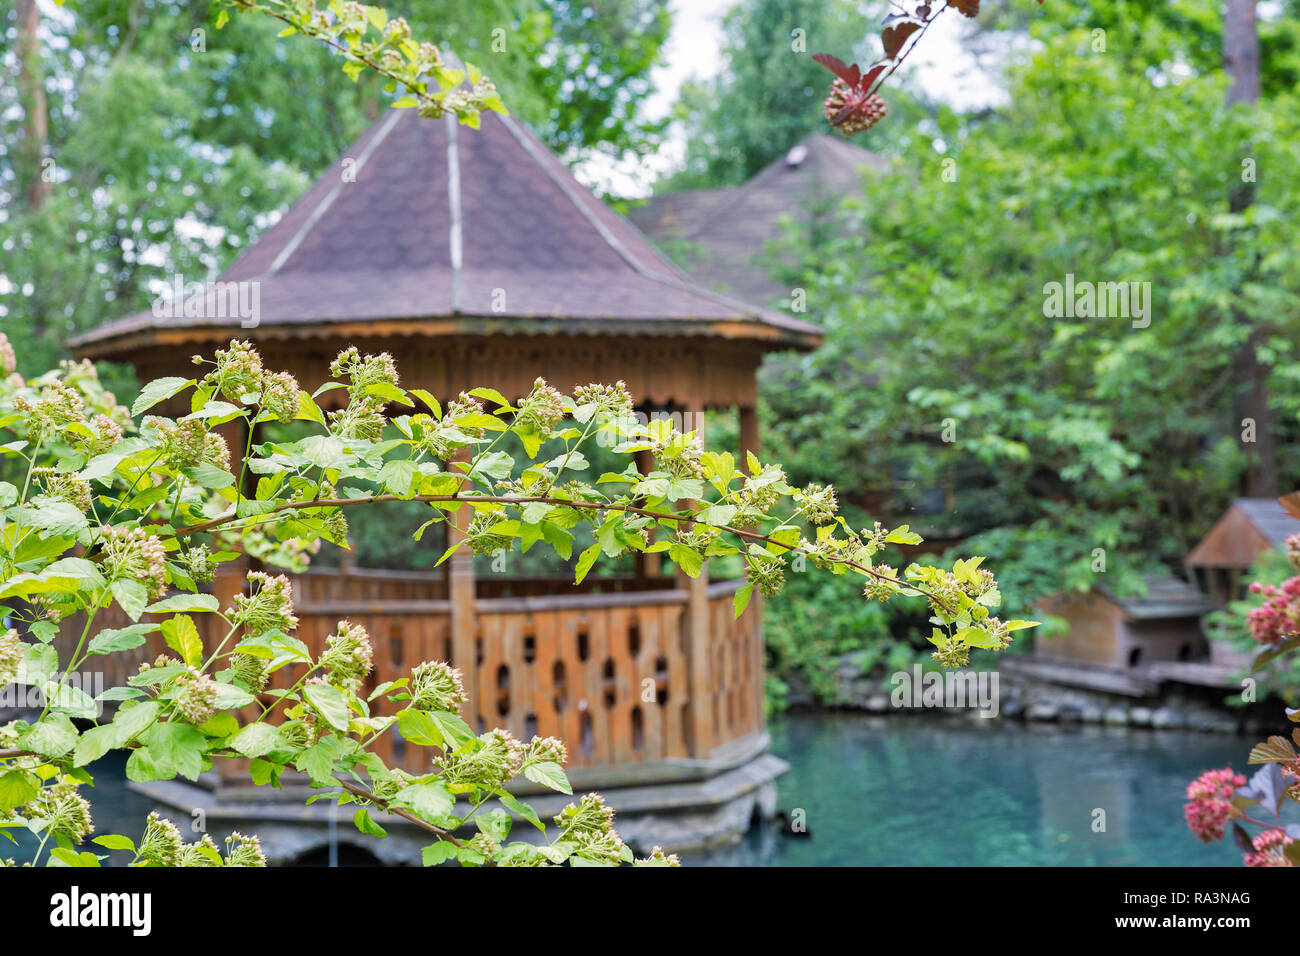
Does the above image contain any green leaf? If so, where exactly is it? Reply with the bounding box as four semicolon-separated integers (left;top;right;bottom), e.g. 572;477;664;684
140;721;206;781
145;593;220;615
396;709;442;747
0;771;39;811
87;623;158;656
210;682;255;710
231;723;287;759
353;807;387;838
733;583;754;619
19;501;89;537
295;737;348;787
161;615;204;667
956;626;1001;649
184;462;237;489
110;579;149;621
522;760;572;794
379;458;418;497
467;386;510;408
574;543;600;585
428;710;475;748
92;834;135;851
421;841;458;866
131;377;193;416
366;382;412;405
112;701;162;744
48;848;101;868
498;792;544;831
668;543;704;578
885;525;923;546
391;781;454;821
410;389;442;417
15;644;58;686
72;724;120;768
125;747;171;783
20;717;77;759
303;682;351;732
475;808;512;842
43;680;98;719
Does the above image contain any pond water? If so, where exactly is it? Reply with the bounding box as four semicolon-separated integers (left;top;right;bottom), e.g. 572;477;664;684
681;713;1265;866
6;714;1268;866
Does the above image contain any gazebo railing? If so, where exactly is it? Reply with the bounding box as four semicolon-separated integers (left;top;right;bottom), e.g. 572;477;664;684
56;568;763;782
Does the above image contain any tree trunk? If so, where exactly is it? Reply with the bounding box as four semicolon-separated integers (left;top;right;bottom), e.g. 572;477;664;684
16;0;51;212
1224;0;1276;496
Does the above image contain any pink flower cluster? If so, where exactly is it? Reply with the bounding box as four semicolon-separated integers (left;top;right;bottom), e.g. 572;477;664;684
1246;576;1300;645
1184;767;1245;843
1243;828;1295;867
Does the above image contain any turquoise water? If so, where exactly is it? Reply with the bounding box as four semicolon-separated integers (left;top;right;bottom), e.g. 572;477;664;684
682;713;1266;866
7;715;1270;866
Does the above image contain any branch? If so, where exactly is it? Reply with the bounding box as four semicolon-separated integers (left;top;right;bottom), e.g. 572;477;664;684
170;493;953;611
336;779;475;854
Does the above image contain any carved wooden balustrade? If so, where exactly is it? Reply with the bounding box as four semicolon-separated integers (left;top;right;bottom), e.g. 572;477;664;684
54;565;764;784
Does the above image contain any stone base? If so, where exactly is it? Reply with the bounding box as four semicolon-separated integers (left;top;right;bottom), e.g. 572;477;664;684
128;752;788;865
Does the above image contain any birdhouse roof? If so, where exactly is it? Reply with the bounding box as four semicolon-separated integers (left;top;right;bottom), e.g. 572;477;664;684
1186;497;1298;569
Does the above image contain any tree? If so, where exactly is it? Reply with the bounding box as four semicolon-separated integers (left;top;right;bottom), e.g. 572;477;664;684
762;1;1300;630
1223;0;1276;496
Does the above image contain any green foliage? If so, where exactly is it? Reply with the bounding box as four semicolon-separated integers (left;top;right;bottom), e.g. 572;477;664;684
764;1;1300;630
763;568;922;709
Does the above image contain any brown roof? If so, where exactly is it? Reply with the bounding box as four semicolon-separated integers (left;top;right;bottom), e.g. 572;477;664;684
1099;574;1215;620
628;134;887;305
71;110;821;355
1186;497;1299;569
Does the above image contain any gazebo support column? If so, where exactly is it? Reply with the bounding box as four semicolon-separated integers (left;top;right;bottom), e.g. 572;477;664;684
633;447;660;582
679;407;712;758
738;406;759;468
738;404;764;735
448;453;477;680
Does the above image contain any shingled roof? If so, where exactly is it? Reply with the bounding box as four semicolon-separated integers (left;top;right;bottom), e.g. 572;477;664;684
1099;574;1215;621
71;109;821;356
627;134;887;305
1187;497;1299;569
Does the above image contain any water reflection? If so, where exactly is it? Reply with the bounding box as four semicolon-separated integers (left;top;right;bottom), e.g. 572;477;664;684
683;713;1267;866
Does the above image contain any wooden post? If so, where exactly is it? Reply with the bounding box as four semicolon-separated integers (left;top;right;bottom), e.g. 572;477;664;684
448;450;477;679
738;404;764;735
679;405;712;757
633;447;660;582
738;406;760;467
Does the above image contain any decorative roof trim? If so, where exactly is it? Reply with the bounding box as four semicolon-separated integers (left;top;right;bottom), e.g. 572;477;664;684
262;108;404;279
445;113;463;313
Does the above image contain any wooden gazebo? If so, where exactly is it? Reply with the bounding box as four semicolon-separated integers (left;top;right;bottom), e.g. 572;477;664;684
69;108;821;831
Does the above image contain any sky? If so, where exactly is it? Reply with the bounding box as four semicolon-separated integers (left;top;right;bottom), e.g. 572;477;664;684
576;0;1006;197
